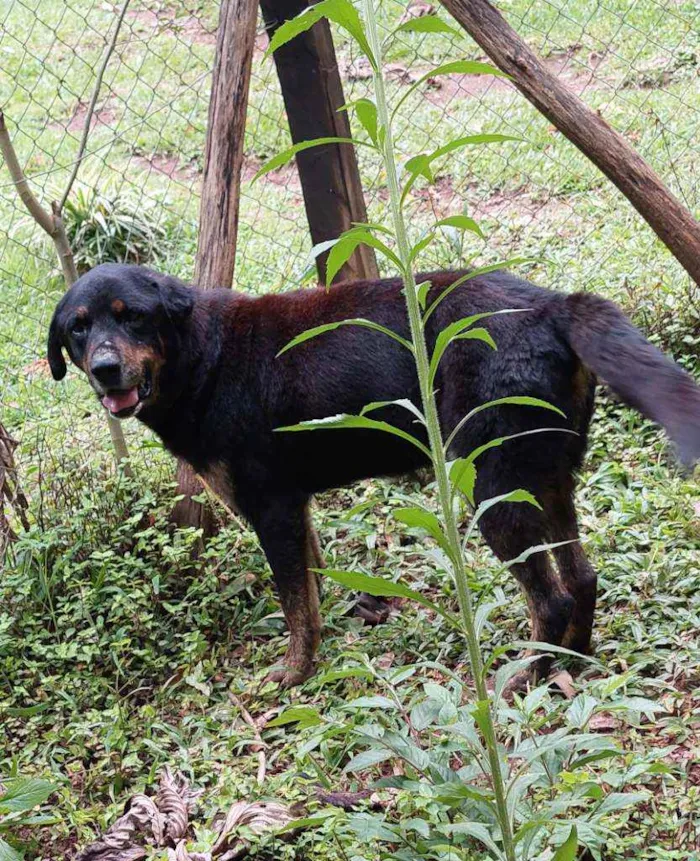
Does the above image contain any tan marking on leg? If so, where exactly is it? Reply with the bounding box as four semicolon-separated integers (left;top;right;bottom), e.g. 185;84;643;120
198;462;239;515
304;503;325;571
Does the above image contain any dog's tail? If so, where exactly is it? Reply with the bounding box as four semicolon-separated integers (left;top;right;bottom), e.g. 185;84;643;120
561;292;700;467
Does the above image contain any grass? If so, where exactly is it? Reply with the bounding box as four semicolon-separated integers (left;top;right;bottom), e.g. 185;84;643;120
1;0;699;858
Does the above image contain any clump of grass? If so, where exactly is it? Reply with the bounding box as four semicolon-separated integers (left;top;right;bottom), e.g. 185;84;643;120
62;181;168;273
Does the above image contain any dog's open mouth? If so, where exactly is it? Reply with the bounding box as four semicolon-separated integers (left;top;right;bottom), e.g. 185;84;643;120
101;377;152;418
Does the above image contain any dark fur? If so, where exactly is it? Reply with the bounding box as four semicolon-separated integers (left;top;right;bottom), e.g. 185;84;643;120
48;263;700;687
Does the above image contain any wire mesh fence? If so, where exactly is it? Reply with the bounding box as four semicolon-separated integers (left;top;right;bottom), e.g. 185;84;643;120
1;0;699;535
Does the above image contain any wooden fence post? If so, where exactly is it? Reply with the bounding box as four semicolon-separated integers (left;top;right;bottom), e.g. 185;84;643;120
259;0;379;284
172;0;258;535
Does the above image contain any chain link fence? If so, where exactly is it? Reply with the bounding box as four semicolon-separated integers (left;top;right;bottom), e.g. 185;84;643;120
1;0;699;535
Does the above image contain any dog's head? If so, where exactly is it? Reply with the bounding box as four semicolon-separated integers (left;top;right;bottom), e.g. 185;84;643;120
48;263;194;419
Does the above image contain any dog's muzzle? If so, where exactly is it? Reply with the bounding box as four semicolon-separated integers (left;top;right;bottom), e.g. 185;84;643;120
90;346;150;418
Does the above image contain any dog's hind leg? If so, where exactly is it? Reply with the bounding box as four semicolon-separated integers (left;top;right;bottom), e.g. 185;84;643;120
548;486;598;655
249;495;322;688
476;488;575;693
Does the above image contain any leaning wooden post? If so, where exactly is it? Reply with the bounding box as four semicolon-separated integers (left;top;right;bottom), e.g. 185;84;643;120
172;0;258;535
440;0;700;286
259;0;379;284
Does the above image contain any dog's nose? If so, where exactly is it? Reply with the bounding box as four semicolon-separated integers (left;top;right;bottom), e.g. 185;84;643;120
90;354;122;388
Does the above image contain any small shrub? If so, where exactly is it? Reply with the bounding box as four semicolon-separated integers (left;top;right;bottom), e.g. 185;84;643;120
61;182;168;273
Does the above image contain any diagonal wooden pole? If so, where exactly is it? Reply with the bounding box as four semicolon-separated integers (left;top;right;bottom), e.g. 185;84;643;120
440;0;700;286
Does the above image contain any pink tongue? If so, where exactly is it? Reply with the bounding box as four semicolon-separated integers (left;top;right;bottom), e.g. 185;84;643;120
102;388;139;414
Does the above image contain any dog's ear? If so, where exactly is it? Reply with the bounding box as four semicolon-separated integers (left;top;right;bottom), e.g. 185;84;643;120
153;273;195;323
47;307;67;380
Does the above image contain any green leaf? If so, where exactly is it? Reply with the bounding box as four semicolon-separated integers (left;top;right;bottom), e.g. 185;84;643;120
474;599;500;640
266;706;322;728
265;2;328;56
394;506;453;559
321;0;375;67
266;0;375;66
493;654;542;702
275;414;431;458
316;667;374;684
423;257;534;322
346;813;398;842
445;393;566;451
410;699;443;731
449;458;476;504
275;812;336;834
454;326;497;350
325;232;366;285
439;821;502;857
253;137;368;181
408;231;435;264
344;695;397;710
393;61;510;123
353;98;379;145
0;779;56;815
416;280;431;310
4;704;50;717
597;792;649;816
276;317;412;356
344;748;394;773
552;825;578;861
467;489;542;541
322;568;457;625
391;16;462;39
434;214;484;239
429;314;504;388
0;838;22;861
326;229;402;284
401;134;519;204
360;398;424;424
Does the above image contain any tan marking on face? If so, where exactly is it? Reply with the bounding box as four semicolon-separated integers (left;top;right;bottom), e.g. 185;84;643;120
111;336;164;394
75;306;89;319
111;299;125;314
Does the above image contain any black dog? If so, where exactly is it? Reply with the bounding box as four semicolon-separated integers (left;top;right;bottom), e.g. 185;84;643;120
48;263;700;687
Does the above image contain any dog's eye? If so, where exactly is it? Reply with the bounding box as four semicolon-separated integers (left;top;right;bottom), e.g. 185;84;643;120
71;318;89;337
125;311;148;332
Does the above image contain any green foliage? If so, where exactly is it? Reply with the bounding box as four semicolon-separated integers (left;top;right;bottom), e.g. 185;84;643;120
61;182;169;273
260;2;610;858
0;777;57;860
2;1;699;858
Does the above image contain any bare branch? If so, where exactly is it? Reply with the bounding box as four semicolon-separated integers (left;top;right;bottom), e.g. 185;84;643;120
59;0;133;211
0;113;133;475
0;112;55;236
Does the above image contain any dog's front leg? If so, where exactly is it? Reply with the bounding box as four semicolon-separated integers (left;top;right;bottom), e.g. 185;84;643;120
249;495;322;688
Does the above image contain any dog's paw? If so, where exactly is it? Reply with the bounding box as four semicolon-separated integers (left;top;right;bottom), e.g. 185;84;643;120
353;593;391;626
265;664;315;689
503;669;535;700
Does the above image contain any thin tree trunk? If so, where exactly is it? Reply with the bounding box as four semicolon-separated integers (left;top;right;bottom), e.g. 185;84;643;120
440;0;700;285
